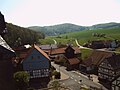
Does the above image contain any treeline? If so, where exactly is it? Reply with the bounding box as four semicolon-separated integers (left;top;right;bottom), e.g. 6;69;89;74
4;23;45;47
28;23;88;36
29;22;120;36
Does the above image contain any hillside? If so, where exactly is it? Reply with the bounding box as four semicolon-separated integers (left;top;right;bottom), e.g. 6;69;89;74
28;23;89;36
28;22;120;36
43;28;120;45
4;23;45;47
90;22;120;30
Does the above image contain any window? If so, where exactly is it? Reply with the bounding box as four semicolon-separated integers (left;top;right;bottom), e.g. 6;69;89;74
31;69;49;78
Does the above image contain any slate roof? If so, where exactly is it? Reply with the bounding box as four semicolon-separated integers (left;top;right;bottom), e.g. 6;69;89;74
83;50;113;66
92;40;112;45
0;35;14;52
40;44;58;50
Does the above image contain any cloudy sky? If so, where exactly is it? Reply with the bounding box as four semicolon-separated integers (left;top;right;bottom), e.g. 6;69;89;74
0;0;120;27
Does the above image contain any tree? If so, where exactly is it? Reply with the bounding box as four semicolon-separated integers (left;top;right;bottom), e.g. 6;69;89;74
4;23;45;47
14;71;30;90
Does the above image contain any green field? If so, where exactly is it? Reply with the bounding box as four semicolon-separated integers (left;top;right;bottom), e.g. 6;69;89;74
38;28;120;60
39;28;120;46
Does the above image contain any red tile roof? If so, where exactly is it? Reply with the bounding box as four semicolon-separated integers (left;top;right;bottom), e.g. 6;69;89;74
44;46;80;55
67;58;80;65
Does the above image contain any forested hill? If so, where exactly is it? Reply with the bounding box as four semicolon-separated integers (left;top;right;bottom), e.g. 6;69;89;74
28;23;89;36
4;23;45;47
28;22;120;36
89;22;120;30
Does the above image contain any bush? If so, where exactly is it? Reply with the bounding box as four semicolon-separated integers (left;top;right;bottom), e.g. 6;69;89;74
14;71;30;90
52;70;61;79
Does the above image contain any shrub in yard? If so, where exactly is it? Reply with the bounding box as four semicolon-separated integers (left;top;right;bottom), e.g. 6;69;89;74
52;70;61;79
14;71;30;90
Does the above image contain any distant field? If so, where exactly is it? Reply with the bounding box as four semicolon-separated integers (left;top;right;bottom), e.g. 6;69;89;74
39;28;120;60
39;28;120;46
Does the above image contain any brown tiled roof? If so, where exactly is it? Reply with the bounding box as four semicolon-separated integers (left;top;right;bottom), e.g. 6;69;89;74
83;57;93;66
19;53;27;59
73;47;81;54
67;58;80;65
44;46;80;55
50;48;66;55
19;48;33;60
107;54;120;69
83;50;113;66
19;44;50;60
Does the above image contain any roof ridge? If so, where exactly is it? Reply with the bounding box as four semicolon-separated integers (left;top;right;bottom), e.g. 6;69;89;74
33;44;50;60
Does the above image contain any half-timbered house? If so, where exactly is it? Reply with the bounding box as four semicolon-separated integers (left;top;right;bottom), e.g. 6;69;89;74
112;76;120;90
79;50;113;74
22;44;50;78
98;54;120;89
21;44;51;88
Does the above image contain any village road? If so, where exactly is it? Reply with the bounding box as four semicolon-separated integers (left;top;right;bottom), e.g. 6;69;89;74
52;39;57;44
75;39;92;50
51;62;108;90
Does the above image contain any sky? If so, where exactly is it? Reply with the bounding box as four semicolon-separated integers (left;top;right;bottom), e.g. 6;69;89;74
0;0;120;27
